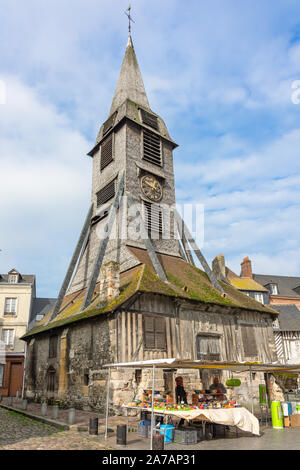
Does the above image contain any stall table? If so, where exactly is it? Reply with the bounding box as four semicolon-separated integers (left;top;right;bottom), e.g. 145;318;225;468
104;358;300;449
123;404;260;438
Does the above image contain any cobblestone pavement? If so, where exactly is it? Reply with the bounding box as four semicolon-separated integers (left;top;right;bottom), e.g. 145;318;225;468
0;397;132;429
0;408;113;450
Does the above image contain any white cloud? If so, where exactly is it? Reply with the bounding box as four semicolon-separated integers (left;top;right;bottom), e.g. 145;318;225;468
0;76;92;296
0;0;300;294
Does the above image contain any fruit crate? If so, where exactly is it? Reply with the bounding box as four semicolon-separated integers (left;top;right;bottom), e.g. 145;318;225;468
173;428;198;445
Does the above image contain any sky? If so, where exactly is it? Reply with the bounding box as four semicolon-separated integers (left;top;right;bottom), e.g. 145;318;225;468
0;0;300;297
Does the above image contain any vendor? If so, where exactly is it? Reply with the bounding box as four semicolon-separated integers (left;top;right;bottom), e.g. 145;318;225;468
209;376;227;395
175;376;188;404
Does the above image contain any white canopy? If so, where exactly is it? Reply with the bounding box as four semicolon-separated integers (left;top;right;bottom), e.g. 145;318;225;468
103;358;300;373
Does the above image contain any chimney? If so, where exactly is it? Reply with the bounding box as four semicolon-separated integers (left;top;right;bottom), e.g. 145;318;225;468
212;254;226;280
240;257;253;278
98;261;120;307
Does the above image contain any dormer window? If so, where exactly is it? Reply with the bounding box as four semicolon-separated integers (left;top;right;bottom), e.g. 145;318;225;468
267;283;278;296
8;273;18;283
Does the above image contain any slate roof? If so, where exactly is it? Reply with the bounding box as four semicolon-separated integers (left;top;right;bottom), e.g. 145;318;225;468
22;247;278;339
253;274;300;298
271;304;300;331
30;297;57;323
0;273;35;284
109;35;150;116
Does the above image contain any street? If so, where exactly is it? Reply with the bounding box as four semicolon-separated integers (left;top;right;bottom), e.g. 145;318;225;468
1;406;300;450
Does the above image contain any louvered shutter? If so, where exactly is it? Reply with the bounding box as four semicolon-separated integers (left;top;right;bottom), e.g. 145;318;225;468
144;317;155;349
144;202;163;237
143;129;162;166
155;317;166;349
96;179;116;207
141;109;159;130
241;325;258;357
100;134;113;171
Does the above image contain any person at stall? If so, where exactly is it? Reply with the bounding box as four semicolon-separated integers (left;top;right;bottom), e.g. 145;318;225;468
175;376;188;404
209;376;227;395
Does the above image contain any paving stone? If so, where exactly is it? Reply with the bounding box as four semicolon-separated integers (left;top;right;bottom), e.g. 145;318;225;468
0;408;113;450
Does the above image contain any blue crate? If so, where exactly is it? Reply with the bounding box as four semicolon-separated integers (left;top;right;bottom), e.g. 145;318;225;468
159;424;175;443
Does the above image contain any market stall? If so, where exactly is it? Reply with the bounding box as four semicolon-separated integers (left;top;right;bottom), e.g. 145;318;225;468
103;358;300;449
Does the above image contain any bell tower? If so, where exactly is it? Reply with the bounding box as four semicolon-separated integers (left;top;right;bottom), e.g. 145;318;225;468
68;34;182;295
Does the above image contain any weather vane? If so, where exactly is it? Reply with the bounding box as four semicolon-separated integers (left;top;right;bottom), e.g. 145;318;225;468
125;5;135;35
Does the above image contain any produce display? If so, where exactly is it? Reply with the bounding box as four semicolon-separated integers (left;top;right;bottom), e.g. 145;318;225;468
127;389;241;410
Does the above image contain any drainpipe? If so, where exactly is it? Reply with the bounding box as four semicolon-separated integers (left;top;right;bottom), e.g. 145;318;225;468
21;342;27;399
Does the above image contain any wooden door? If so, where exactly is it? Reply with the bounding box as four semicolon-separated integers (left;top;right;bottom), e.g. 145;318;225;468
9;362;23;397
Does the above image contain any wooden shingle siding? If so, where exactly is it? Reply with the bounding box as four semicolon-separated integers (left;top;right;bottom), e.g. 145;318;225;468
102;112;117;136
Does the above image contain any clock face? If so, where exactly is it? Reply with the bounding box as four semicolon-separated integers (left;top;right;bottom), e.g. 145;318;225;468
141;174;163;202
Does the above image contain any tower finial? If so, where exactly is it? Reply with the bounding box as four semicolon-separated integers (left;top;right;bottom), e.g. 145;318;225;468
125;4;135;35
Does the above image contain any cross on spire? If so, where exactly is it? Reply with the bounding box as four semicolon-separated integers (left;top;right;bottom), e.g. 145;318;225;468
125;5;135;35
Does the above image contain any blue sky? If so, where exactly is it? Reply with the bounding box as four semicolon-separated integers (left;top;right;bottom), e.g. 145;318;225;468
1;0;300;297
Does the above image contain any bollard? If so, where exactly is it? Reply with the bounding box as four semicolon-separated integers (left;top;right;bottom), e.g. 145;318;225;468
89;418;98;435
22;399;28;410
116;424;127;445
68;408;76;425
153;433;164;450
52;405;59;420
8;397;13;406
41;402;47;416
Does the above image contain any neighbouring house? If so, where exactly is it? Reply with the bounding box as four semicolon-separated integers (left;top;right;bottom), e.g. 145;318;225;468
272;305;300;364
252;273;300;310
212;254;300;365
0;269;56;397
212;255;270;305
21;35;279;412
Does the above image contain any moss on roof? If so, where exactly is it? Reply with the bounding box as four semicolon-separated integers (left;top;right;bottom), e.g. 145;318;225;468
23;247;278;340
229;277;268;292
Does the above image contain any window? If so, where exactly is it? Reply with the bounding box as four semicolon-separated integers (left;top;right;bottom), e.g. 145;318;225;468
143;316;166;350
96;179;116;207
241;325;258;357
143;201;163;238
143;129;162;166
135;369;142;386
84;373;89;386
254;292;264;304
1;329;15;348
268;284;278;295
4;298;17;315
0;364;4;387
8;274;18;283
196;335;221;361
100;134;113;171
49;336;58;358
46;366;56;394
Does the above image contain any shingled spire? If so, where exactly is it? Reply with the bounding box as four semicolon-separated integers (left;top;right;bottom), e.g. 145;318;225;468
109;35;150;116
